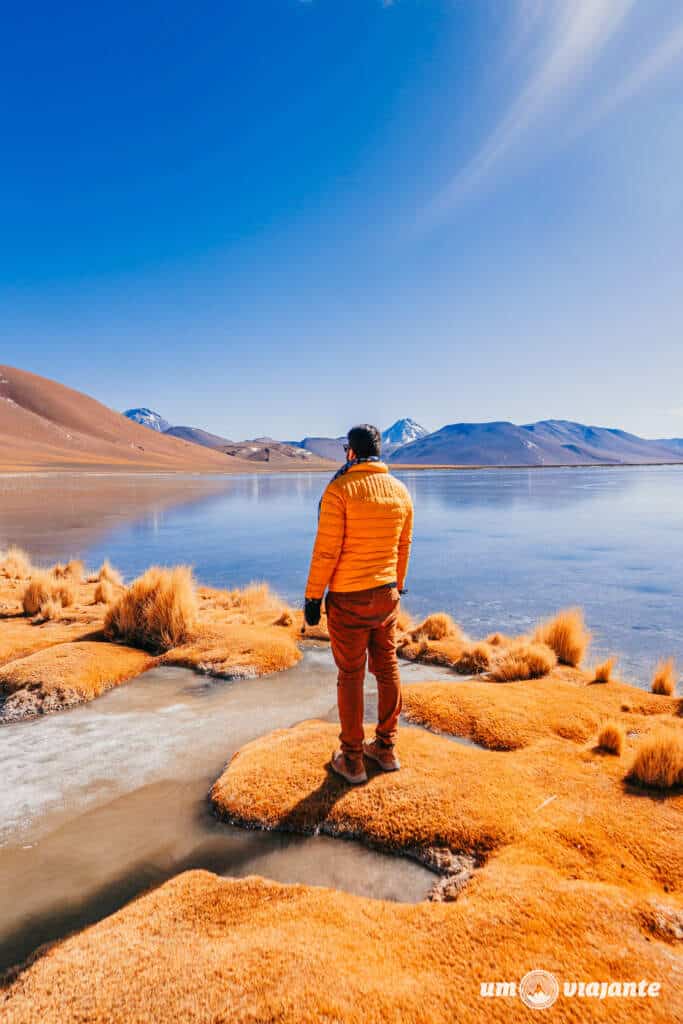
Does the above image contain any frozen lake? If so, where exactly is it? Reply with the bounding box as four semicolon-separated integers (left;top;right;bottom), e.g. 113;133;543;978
2;465;681;683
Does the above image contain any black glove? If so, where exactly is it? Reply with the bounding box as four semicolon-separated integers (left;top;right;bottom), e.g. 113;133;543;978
304;597;322;627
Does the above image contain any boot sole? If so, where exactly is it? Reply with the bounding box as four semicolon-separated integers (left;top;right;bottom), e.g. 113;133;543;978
363;747;401;772
330;757;367;785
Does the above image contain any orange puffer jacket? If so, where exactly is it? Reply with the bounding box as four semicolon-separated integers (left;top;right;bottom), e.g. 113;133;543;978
305;462;414;597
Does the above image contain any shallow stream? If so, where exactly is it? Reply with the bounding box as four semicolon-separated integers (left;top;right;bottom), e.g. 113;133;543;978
0;651;455;971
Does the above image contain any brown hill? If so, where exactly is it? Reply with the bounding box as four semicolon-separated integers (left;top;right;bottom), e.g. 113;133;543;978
0;366;330;473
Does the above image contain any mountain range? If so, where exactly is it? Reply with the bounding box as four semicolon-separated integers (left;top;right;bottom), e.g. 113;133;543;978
125;407;683;467
388;420;683;466
0;366;331;472
1;365;680;472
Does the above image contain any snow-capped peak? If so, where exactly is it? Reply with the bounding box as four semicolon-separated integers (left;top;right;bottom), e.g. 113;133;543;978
123;408;171;433
382;418;428;452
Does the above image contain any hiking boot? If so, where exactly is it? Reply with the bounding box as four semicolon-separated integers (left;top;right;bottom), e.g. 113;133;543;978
363;739;401;772
330;750;367;785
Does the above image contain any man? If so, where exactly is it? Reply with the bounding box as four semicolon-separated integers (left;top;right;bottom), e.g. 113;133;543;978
304;424;414;785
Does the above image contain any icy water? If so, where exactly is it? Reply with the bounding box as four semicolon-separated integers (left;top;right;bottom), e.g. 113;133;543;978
2;465;681;682
0;652;458;971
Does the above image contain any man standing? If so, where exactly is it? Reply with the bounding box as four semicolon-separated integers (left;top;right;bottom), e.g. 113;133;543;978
304;424;414;785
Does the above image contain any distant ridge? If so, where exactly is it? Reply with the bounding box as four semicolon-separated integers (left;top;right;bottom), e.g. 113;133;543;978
0;367;332;472
389;419;683;466
0;366;248;471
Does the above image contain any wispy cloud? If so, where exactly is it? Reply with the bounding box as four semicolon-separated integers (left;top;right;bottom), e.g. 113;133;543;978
424;1;683;223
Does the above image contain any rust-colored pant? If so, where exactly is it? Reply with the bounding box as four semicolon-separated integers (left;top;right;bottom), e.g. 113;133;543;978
325;584;402;758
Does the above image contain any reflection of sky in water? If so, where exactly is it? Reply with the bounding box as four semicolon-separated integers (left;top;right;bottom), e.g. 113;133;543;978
75;467;683;684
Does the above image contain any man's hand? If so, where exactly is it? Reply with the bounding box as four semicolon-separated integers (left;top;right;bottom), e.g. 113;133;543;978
304;597;322;627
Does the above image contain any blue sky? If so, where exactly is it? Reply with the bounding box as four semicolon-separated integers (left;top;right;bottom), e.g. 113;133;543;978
2;0;682;439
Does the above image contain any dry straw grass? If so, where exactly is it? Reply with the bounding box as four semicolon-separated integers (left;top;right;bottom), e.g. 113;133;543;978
455;642;493;675
592;657;616;684
597;720;624;755
628;729;683;790
396;608;414;634
22;571;76;616
0;545;32;579
489;641;557;682
104;566;197;652
32;597;64;624
651;659;677;697
533;607;590;667
411;612;462;642
90;559;123;587
94;579;115;605
486;632;513;647
52;558;85;583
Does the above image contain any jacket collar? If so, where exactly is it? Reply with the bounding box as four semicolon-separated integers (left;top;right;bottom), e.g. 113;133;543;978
345;461;388;475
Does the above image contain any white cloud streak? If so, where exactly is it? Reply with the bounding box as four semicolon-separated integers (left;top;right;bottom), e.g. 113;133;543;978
424;0;683;223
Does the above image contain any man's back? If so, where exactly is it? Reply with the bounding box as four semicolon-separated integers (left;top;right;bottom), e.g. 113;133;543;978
306;462;413;597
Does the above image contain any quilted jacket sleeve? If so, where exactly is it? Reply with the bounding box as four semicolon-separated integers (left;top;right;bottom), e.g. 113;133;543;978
305;485;346;598
396;498;414;591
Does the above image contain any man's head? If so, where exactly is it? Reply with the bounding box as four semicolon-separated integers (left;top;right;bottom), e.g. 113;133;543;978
345;424;381;462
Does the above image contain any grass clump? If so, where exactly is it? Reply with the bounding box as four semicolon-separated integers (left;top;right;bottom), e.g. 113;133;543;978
597;721;624;755
533;608;590;667
52;558;85;583
89;559;123;587
490;641;557;682
455;642;492;675
0;545;33;579
628;730;683;790
33;597;65;624
94;579;115;605
486;632;513;647
22;572;76;616
591;657;616;684
411;612;462;642
395;608;414;634
651;659;677;697
104;566;197;653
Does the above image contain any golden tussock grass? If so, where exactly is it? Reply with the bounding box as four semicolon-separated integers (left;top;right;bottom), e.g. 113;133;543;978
489;641;557;682
4;866;679;1024
52;558;85;583
214;581;283;618
395;608;414;634
628;729;683;790
0;545;33;579
533;607;591;667
211;718;683;897
163;622;301;679
0;640;154;703
454;642;492;675
94;579;115;604
90;559;123;587
486;632;513;647
274;609;293;627
32;597;65;624
651;658;677;697
104;566;197;653
402;668;678;751
411;612;462;642
597;720;624;755
22;571;76;616
591;656;616;683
